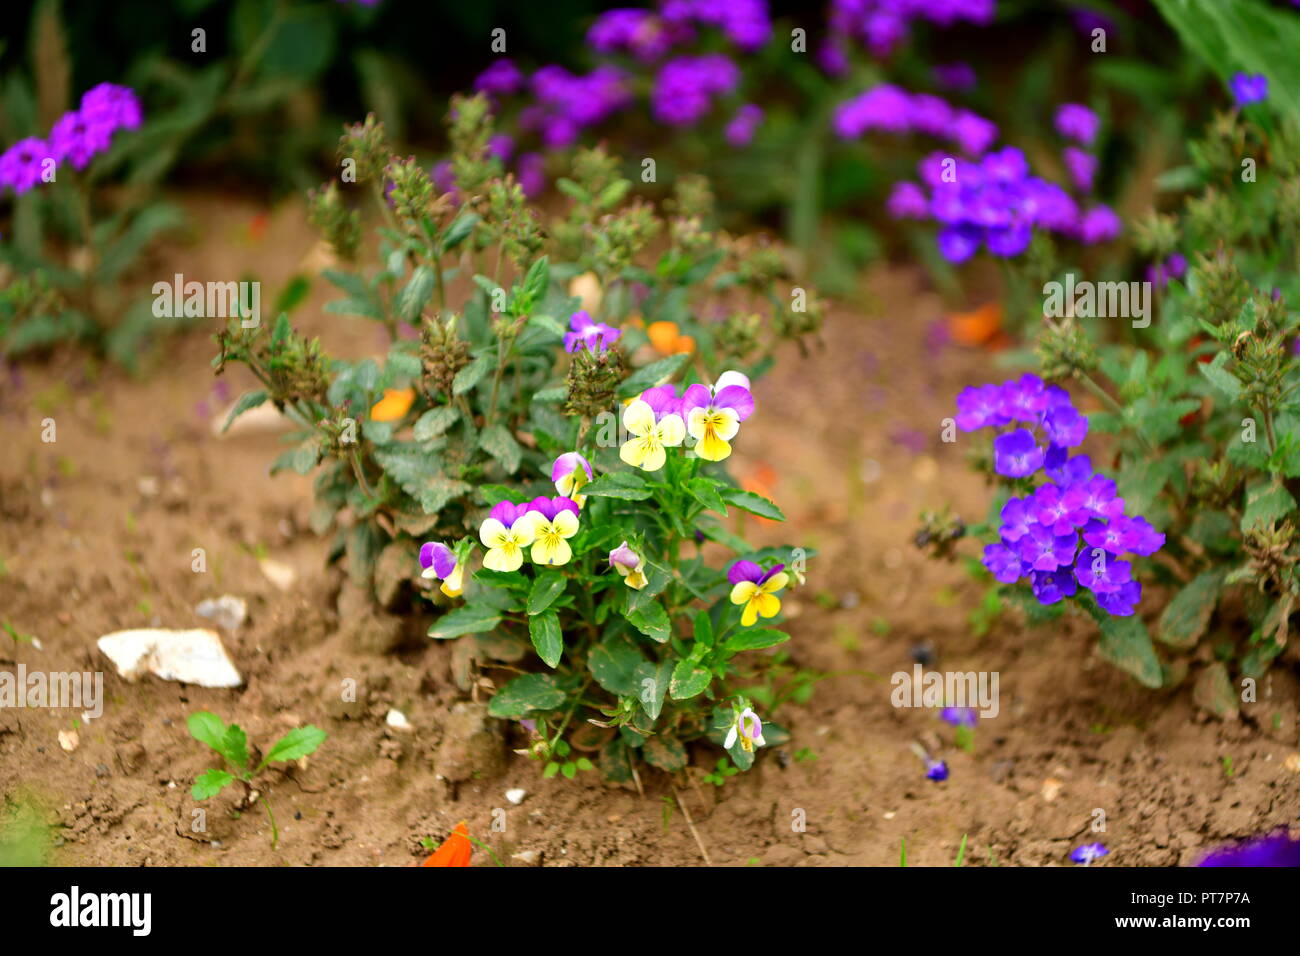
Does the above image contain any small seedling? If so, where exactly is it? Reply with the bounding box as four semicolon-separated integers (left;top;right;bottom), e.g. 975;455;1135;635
541;738;594;780
701;757;739;787
188;710;326;848
1221;755;1235;779
954;833;968;867
2;620;34;646
793;747;818;763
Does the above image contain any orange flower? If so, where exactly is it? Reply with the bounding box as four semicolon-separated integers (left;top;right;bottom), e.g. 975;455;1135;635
647;321;696;356
421;821;472;867
370;388;415;422
947;302;1005;348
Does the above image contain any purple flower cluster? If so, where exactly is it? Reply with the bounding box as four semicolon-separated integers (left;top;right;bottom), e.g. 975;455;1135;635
652;54;740;126
724;104;763;146
956;374;1165;616
833;84;998;156
0;83;141;194
888;143;1122;262
661;0;772;51
828;0;996;59
1146;252;1187;290
1229;72;1269;107
587;8;686;61
522;65;633;149
1197;830;1300;867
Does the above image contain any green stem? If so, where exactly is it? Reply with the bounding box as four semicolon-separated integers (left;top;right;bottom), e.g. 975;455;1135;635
262;794;280;850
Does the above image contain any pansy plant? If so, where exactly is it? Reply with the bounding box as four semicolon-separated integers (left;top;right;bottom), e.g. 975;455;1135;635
216;100;818;780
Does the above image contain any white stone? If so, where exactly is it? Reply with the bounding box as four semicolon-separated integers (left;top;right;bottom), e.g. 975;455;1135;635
97;628;242;688
259;558;296;591
58;729;79;752
505;788;526;805
385;709;413;732
195;595;248;631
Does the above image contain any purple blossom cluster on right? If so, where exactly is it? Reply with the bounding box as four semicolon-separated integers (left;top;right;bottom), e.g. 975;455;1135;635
884;101;1118;263
0;83;141;195
956;374;1165;617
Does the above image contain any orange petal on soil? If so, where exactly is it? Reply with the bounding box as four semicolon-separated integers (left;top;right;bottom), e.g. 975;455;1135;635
947;302;1003;347
647;321;683;355
421;821;472;867
370;388;415;422
248;212;270;243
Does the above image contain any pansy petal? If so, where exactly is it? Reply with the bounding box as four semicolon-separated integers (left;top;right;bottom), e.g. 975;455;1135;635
656;413;686;447
730;580;760;605
681;383;712;413
728;560;764;585
532;536;572;566
622;399;656;436
479;518;509;549
712;384;754;421
714;370;751;394
483;544;523;572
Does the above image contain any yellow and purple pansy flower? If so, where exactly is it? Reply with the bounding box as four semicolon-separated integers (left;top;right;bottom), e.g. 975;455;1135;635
419;541;464;597
551;452;594;506
723;705;766;753
728;559;789;626
525;496;581;566
608;540;647;590
479;501;540;572
682;370;755;462
619;384;687;472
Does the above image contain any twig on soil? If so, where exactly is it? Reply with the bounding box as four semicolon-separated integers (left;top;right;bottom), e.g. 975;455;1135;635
673;787;712;866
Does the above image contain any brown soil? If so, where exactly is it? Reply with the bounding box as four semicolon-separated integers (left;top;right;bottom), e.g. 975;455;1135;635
2;194;1297;867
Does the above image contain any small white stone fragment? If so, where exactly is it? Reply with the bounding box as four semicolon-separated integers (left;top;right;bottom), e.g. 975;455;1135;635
259;558;296;591
58;729;79;752
97;628;242;688
385;709;413;732
195;595;248;632
505;788;526;805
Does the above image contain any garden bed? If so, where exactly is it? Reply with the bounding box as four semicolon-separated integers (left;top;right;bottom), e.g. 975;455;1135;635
3;194;1296;866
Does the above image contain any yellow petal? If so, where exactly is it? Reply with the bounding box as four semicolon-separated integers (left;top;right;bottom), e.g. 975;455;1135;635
483;544;523;572
753;592;781;620
730;581;759;606
622;399;656;437
624;569;648;590
760;572;789;595
531;535;572;566
656;413;686;447
741;600;760;626
479;518;509;549
620;437;651;469
694;428;731;462
550;509;580;538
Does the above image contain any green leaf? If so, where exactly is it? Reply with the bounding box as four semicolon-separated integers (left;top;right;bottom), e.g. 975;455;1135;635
528;610;563;668
441;210;479;251
617;354;691;398
624;600;671;643
719;488;786;521
428;604;501;639
1097;615;1163;688
693;609;714;646
633;660;673;721
724;628;790;652
642;735;688;772
191;769;233;801
1197;353;1242;401
669;658;712;700
413;406;459;441
527;572;567;615
396;265;436;322
686;477;728;515
187;711;227;753
1192;661;1238;719
219;724;250;769
261;725;326;765
587;632;646;696
1157;570;1226;648
488;673;566;717
453;354;493;395
222;390;268;433
1240;480;1296;533
581;471;652;500
479;424;523;474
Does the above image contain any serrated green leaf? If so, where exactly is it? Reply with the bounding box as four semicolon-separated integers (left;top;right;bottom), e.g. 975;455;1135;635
720;487;786;521
669;658;712;700
617;353;691;397
453;354;493;395
261;725;326;765
192;768;234;801
642;734;688;772
587;632;646;696
581;471;652;500
1097;615;1163;688
1240;480;1296;533
187;711;228;753
1198;353;1242;401
624;600;671;643
1157;569;1225;648
413;406;459;440
222;390;268;433
396;265;435;322
479;424;522;474
724;627;790;652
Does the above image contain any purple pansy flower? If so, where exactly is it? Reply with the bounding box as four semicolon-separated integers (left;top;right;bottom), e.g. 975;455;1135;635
551;451;594;503
419;541;464;596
